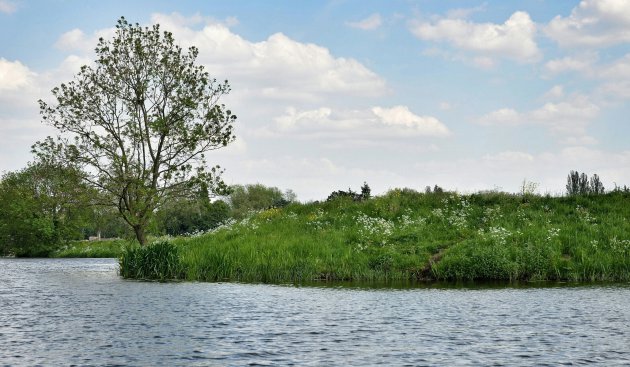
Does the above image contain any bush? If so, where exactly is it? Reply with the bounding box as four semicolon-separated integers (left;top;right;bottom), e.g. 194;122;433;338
327;182;371;202
119;241;183;280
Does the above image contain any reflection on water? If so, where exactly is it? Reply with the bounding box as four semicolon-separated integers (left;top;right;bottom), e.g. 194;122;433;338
1;258;630;366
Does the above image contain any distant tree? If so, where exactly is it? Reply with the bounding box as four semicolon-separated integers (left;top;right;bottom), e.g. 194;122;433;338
156;198;229;236
229;184;293;218
326;189;357;202
566;170;580;196
283;189;297;203
579;173;589;195
35;17;236;245
433;185;444;194
360;182;371;200
567;170;605;196
589;174;605;195
327;182;371;202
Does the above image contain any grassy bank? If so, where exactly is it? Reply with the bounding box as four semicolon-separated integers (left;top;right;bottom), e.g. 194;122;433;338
52;239;129;258
120;189;630;283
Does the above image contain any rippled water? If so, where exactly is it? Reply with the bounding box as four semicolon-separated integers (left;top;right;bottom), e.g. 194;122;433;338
1;258;630;366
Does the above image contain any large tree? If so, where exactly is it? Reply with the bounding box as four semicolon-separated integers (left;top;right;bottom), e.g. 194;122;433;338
36;17;236;245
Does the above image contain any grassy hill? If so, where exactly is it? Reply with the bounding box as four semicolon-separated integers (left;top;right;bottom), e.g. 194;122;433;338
117;189;630;283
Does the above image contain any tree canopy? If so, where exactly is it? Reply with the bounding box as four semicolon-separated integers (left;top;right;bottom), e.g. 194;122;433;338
36;17;236;245
0;162;91;256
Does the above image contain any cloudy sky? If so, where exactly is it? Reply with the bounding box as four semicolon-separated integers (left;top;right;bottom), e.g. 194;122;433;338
1;0;629;200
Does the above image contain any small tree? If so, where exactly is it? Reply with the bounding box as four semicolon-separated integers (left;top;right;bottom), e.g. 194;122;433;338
578;173;589;195
589;174;605;195
566;170;580;196
36;17;236;245
360;182;371;200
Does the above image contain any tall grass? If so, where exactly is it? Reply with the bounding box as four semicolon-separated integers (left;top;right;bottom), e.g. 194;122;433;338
119;240;183;281
118;189;630;283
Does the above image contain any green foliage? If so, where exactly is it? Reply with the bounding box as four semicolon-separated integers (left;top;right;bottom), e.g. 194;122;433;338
228;183;294;219
0;162;92;256
567;170;605;196
327;182;372;202
35;17;236;245
119;240;183;280
156;198;230;236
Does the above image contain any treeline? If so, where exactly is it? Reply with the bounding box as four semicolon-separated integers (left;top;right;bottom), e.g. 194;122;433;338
0;160;296;256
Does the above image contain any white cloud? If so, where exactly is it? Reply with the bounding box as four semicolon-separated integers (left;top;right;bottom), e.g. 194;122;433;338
546;0;630;47
559;136;599;146
0;0;16;14
478;108;520;126
544;54;597;75
51;13;387;102
543;53;630;100
543;85;565;100
271;105;449;139
479;95;599;143
0;58;36;91
529;98;599;135
346;13;382;30
410;11;541;63
592;54;630;100
148;13;386;101
597;81;630;100
598;54;630;79
54;27;116;52
372;105;450;137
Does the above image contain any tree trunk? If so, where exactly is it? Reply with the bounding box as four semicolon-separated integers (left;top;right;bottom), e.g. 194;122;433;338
133;224;147;246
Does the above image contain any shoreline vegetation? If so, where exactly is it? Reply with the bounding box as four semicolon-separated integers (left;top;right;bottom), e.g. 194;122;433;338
55;188;630;284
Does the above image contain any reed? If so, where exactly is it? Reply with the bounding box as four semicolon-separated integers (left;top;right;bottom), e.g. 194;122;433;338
119;240;183;281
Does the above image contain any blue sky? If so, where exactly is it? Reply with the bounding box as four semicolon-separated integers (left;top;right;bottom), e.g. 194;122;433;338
1;0;629;200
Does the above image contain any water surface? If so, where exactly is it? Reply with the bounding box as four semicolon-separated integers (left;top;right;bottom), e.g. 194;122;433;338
1;258;630;366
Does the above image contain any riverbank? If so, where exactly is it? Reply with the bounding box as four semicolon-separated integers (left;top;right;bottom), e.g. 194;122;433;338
52;239;128;258
113;189;630;283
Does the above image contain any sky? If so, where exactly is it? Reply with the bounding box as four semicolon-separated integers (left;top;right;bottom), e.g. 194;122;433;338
1;0;629;201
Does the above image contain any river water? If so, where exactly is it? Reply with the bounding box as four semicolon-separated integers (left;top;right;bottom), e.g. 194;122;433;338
1;258;630;366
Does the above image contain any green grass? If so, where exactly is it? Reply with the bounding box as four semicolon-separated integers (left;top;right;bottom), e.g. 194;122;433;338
117;189;630;283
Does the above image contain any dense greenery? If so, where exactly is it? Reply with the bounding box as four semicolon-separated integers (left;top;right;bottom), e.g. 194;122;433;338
114;188;630;283
153;183;230;236
35;17;236;245
0;162;93;256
